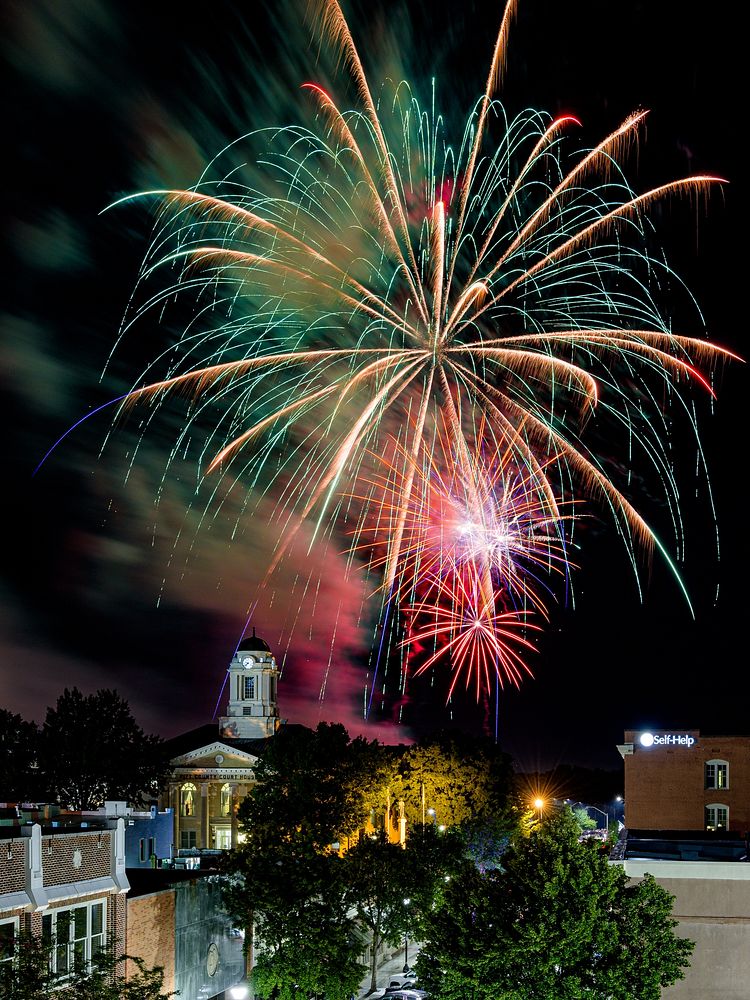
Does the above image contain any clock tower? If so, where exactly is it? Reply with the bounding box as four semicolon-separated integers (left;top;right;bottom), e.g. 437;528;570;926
219;628;280;740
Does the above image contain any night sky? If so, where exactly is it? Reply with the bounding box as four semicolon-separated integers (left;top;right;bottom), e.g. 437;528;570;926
3;0;746;772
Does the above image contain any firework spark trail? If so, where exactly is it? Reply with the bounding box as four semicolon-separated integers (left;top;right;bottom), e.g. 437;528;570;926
97;0;732;705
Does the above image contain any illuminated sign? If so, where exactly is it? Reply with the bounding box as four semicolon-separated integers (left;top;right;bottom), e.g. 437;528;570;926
639;732;696;748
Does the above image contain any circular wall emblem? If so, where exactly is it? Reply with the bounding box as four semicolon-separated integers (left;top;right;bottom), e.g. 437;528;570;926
639;732;655;747
206;942;220;977
72;848;82;869
215;753;224;764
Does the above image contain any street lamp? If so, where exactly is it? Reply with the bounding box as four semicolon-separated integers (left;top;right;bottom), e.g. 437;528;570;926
533;798;545;823
403;897;411;973
588;805;608;835
427;807;436;825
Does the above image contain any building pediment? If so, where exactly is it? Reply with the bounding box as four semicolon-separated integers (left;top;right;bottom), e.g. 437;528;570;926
170;741;258;770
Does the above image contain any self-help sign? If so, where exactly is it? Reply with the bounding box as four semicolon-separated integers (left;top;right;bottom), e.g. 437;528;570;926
639;732;696;748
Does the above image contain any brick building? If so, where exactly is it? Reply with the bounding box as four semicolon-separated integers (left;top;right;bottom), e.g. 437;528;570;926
618;729;750;833
615;729;750;998
125;868;246;998
0;819;129;976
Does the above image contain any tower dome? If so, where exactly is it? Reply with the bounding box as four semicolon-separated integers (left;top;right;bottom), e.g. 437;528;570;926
237;628;271;654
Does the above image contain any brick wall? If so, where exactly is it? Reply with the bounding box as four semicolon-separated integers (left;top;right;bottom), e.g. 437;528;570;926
42;831;111;886
624;732;750;831
126;891;176;994
0;839;26;897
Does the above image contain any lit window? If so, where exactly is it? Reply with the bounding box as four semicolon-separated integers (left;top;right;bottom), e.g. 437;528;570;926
41;901;105;976
0;918;18;966
705;760;729;790
220;783;232;817
705;804;729;832
243;676;255;700
180;783;197;817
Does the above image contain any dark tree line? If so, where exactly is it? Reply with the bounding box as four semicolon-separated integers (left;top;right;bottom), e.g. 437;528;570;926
0;689;170;809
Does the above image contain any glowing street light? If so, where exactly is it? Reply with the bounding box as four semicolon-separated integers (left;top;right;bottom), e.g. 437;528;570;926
533;797;545;822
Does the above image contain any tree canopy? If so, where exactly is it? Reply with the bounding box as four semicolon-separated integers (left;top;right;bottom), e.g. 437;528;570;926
39;688;170;810
416;809;694;1000
393;732;514;829
238;721;388;849
0;708;40;801
225;723;514;997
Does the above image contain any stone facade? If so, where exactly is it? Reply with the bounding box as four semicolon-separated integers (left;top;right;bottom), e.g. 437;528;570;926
166;737;261;851
162;629;282;852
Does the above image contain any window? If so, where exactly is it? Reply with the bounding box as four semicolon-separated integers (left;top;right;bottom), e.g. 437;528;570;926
243;676;255;700
705;759;729;790
180;830;197;850
139;837;156;862
42;901;105;976
0;918;18;966
180;782;197;817
705;804;729;832
220;783;232;817
214;827;232;850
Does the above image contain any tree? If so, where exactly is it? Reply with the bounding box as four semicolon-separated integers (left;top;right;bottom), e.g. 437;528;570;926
238;722;389;848
0;932;176;999
223;837;364;1000
417;809;694;1000
39;688;171;810
224;724;384;999
0;708;40;801
394;732;513;830
571;806;598;832
342;827;463;994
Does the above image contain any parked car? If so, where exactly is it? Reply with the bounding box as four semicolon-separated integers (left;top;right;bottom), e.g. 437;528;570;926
383;991;429;1000
387;971;418;988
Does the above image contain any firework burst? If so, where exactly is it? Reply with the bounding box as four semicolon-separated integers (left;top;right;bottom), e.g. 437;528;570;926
103;0;733;707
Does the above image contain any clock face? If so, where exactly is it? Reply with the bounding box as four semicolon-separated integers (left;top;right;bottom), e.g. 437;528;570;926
241;656;255;668
206;942;219;977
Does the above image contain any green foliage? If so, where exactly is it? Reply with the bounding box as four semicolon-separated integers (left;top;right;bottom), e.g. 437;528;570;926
461;808;526;871
417;809;694;1000
227;724;379;998
223;835;364;1000
342;827;464;993
393;732;513;829
227;723;519;997
39;688;171;810
571;806;598;832
238;722;387;848
0;932;176;999
0;708;40;801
